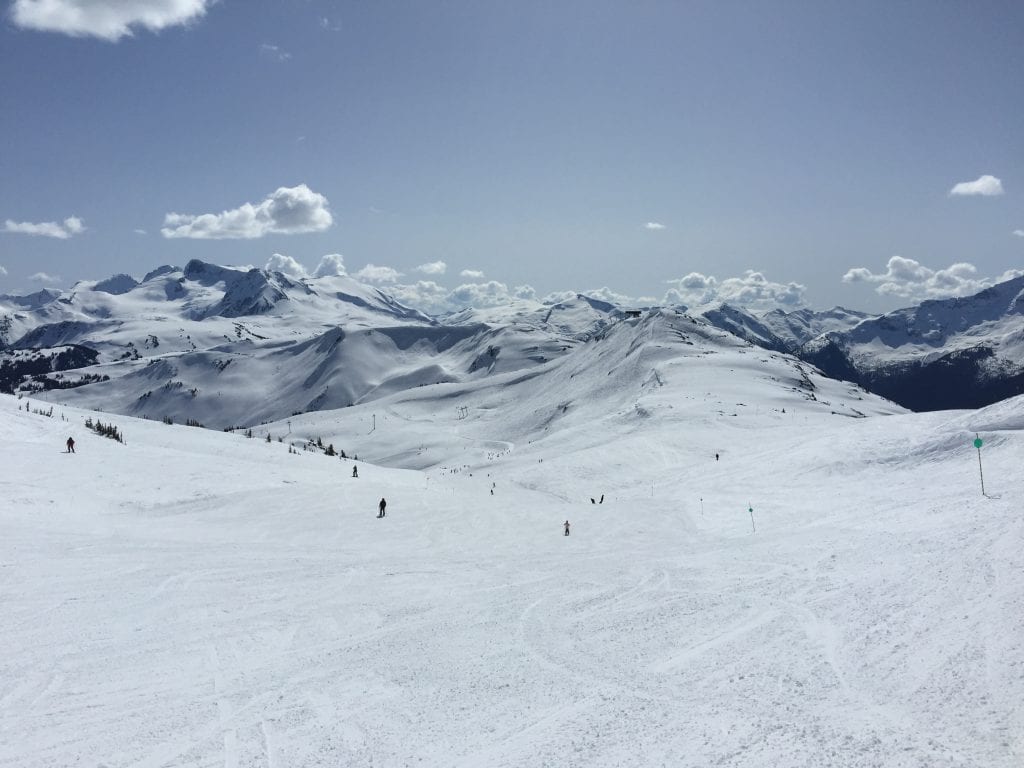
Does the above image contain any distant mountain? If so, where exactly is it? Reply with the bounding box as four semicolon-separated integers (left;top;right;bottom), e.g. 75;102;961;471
800;276;1024;410
3;260;1022;420
699;303;874;353
0;258;901;429
692;279;1024;411
759;306;875;348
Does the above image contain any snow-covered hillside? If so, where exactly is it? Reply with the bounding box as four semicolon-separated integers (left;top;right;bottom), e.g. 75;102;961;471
4;262;1024;424
803;276;1024;411
3;346;1022;765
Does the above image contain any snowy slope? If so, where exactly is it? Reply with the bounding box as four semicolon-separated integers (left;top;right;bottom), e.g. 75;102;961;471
2;365;1021;767
269;308;901;472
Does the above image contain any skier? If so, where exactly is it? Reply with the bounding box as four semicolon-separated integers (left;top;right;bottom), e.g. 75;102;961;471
66;437;75;454
352;465;358;478
715;453;719;461
599;494;604;504
564;520;570;536
378;497;387;518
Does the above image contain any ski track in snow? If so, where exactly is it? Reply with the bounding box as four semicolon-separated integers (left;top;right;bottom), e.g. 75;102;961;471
1;392;1023;767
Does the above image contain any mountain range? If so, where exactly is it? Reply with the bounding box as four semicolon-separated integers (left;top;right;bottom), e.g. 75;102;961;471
2;260;1022;430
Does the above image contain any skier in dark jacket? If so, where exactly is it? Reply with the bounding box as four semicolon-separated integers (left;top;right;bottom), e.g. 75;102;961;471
564;520;570;536
66;437;75;454
378;497;387;518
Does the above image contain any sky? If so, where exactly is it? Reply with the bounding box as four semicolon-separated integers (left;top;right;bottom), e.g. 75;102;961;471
1;0;1022;315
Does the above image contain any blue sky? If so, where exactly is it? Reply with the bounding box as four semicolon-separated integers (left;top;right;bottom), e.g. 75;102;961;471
1;0;1021;314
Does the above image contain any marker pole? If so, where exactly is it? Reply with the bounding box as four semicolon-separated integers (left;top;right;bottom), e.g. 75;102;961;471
974;434;986;497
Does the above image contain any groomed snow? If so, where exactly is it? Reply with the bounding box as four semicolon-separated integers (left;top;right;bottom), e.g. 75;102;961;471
2;387;1022;767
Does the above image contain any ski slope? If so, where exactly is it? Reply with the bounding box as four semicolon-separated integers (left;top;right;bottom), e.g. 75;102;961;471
1;389;1022;767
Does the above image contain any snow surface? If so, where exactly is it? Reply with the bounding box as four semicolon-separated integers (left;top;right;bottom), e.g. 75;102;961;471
3;359;1023;766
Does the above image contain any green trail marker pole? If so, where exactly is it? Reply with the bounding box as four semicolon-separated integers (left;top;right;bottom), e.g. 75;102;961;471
749;504;755;533
974;434;985;497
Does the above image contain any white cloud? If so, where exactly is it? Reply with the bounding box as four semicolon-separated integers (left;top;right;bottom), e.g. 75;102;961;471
842;256;1024;301
460;269;485;279
389;279;540;314
0;265;7;276
1013;230;1024;237
320;16;340;32
353;264;402;283
663;272;718;306
512;285;537;301
134;228;147;235
29;271;61;285
260;43;291;62
415;260;447;275
644;222;666;230
265;253;307;280
447;280;519;308
949;174;1004;197
664;270;805;309
313;253;346;277
161;184;333;239
386;281;450;313
11;0;212;41
2;216;84;239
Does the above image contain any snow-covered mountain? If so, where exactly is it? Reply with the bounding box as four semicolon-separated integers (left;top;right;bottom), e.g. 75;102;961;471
801;275;1024;410
4;262;1024;422
692;278;1024;412
759;305;875;347
0;259;433;357
698;303;875;353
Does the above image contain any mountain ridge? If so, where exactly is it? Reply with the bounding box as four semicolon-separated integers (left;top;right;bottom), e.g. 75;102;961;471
2;260;1023;419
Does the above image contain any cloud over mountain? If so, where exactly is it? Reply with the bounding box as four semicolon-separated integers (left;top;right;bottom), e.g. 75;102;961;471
2;216;84;239
353;264;402;283
10;0;213;41
161;185;332;239
843;256;1024;301
665;270;806;309
265;254;307;280
313;254;346;277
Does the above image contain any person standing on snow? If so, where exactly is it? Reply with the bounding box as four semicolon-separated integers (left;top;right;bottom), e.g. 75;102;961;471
378;497;387;518
564;520;570;536
66;437;75;454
